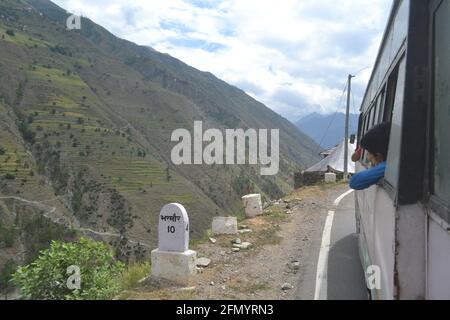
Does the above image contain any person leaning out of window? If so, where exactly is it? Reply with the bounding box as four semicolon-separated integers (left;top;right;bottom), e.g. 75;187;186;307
349;122;391;190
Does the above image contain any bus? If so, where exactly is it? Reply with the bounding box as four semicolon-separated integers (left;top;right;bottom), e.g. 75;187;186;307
356;0;450;300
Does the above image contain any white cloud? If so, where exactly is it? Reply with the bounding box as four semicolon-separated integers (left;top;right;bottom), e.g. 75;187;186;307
53;0;392;120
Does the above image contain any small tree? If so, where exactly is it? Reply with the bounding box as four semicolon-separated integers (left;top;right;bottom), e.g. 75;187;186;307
11;238;124;300
18;121;35;144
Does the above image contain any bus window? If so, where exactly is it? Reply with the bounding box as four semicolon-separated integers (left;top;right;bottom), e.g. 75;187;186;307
362;110;375;165
373;97;380;127
383;67;399;122
370;104;377;129
366;108;373;131
371;104;377;127
433;0;450;206
385;58;406;189
361;116;368;162
377;88;386;124
357;113;363;144
363;114;369;135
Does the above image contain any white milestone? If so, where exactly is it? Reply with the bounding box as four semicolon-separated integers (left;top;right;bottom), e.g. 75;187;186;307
158;203;189;252
242;194;263;218
151;203;197;285
325;173;337;183
211;217;238;235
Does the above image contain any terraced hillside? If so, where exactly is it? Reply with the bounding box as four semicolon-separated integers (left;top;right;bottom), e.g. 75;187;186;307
0;0;320;292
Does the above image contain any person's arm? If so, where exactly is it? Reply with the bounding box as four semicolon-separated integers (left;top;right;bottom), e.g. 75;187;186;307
349;163;386;190
351;146;362;162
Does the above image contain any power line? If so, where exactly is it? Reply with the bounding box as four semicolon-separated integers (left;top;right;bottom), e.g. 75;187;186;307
307;82;348;166
317;83;348;148
353;66;371;77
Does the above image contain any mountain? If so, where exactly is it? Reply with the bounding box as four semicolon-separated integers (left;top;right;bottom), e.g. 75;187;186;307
0;0;320;286
295;112;359;150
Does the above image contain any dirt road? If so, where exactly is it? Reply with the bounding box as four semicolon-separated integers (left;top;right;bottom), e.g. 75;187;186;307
122;182;365;300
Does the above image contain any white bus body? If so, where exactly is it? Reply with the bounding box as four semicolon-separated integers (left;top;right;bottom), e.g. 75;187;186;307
356;0;450;300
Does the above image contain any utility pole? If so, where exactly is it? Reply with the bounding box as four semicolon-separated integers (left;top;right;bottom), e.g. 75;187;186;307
344;74;354;181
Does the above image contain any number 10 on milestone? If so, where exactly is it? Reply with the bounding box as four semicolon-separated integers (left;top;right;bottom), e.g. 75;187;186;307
158;203;190;252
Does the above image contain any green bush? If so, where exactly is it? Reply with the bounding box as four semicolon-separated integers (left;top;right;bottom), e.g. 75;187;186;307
18;121;35;144
50;45;70;56
11;238;124;300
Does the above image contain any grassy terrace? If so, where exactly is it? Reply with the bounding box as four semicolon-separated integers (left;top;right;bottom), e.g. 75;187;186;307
12;51;191;197
91;159;168;193
28;66;90;89
0;128;36;185
161;194;194;205
27;121;158;193
26;66;98;110
18;62;170;194
45;94;85;111
0;26;51;48
31;120;101;130
0;152;32;180
19;66;169;194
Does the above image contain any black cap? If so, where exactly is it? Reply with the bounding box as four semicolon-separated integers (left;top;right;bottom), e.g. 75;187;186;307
360;122;391;159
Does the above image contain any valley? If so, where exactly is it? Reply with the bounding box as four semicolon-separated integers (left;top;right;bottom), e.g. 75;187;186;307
0;0;320;295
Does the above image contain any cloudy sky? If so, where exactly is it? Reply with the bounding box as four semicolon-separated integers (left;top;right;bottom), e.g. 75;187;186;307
53;0;392;121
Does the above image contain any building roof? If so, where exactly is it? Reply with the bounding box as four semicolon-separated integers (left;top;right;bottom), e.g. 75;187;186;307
305;139;356;174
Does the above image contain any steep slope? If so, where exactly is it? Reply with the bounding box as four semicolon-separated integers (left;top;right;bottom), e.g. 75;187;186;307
295;112;359;149
0;0;321;291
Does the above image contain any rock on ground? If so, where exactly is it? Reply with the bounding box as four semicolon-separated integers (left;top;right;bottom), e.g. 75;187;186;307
197;257;211;268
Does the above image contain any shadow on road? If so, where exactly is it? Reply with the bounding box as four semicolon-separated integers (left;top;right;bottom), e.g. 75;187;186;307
327;234;368;300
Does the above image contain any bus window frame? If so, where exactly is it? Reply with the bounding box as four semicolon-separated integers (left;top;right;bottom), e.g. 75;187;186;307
383;66;400;123
357;1;408;191
427;0;450;223
357;113;364;144
360;117;367;162
383;56;407;193
358;48;406;198
359;0;431;205
363;105;377;165
377;88;386;123
358;53;407;173
378;51;405;202
373;97;380;127
369;106;376;128
372;103;378;127
366;108;373;132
